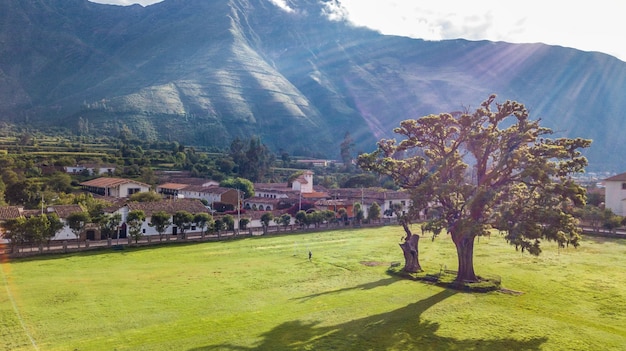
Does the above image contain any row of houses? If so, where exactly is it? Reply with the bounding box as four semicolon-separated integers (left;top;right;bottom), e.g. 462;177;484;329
4;168;616;244
0;171;411;244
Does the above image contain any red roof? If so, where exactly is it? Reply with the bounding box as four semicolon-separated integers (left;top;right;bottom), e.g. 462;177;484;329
0;206;22;220
125;199;210;217
605;172;626;181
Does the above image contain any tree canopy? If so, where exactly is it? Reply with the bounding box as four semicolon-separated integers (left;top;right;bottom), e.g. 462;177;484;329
358;95;591;283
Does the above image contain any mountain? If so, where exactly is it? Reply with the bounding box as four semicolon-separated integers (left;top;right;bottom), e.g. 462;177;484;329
1;0;625;171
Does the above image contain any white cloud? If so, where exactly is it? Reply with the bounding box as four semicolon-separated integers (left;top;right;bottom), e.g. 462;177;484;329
337;0;626;62
268;0;295;13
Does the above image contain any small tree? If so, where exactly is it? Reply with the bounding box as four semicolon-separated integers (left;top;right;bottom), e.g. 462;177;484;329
129;191;161;202
353;202;364;226
126;210;146;244
172;211;194;239
1;217;27;252
66;211;90;248
279;213;291;228
194;212;213;238
25;214;51;248
100;213;122;241
367;202;381;223
220;177;255;198
213;218;225;237
150;211;171;241
337;208;348;225
43;213;64;247
322;210;336;226
295;210;307;228
260;212;274;234
222;214;235;232
239;218;250;230
602;209;623;234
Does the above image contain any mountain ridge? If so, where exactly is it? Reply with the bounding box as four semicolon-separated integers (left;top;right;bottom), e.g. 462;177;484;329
1;0;625;170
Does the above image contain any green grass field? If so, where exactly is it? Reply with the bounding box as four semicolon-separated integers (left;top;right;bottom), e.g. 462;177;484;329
1;227;625;351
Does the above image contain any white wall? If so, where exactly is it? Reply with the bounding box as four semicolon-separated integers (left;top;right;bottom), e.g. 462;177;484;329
605;181;626;216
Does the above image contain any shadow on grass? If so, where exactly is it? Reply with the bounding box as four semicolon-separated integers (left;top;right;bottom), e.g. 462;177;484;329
191;289;547;351
292;275;402;302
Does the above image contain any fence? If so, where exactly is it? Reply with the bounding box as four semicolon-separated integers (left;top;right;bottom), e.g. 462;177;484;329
0;219;396;258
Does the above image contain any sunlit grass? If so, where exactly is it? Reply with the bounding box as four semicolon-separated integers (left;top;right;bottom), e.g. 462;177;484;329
1;227;625;350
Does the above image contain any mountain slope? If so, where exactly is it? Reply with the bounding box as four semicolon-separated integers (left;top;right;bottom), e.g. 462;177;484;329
1;0;625;170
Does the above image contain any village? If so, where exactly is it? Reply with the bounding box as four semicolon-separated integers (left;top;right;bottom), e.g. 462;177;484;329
0;167;413;255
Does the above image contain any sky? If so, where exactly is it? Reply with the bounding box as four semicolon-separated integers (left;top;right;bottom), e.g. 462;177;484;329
89;0;626;62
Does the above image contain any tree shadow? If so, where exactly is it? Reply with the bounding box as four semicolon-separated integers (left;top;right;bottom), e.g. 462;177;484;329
189;289;547;351
292;275;401;302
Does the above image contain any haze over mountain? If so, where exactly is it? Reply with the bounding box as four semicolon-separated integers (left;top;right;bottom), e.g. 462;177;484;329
1;0;625;171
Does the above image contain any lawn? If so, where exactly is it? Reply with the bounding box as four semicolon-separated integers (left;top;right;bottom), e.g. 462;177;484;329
1;227;625;350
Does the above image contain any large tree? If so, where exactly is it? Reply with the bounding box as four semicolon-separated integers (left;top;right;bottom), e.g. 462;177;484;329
358;95;591;283
229;137;275;182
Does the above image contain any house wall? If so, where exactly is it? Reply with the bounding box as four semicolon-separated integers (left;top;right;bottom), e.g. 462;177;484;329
605;181;626;216
179;189;215;202
221;190;239;206
255;190;288;199
52;224;77;241
118;183;150;198
381;198;411;218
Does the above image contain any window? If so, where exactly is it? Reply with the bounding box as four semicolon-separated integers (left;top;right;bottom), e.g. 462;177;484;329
622;183;626;190
127;188;141;195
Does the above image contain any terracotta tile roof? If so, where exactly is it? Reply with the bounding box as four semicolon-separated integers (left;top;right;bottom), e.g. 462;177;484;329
181;185;235;195
0;206;22;220
50;205;85;218
302;191;329;199
294;175;309;184
315;199;347;206
605;172;626;181
168;177;217;186
80;177;150;188
157;183;190;191
126;199;210;217
254;183;291;190
22;209;41;217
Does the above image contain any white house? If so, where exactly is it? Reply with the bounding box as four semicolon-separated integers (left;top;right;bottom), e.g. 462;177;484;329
0;206;22;243
80;177;150;198
113;198;212;238
156;183;238;208
48;204;86;240
292;170;314;193
0;204;88;242
604;172;626;216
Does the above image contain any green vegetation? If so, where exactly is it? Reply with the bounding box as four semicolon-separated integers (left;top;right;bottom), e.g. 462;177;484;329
1;227;625;350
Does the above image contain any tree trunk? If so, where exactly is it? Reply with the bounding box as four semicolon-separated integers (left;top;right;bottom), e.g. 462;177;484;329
453;234;478;283
399;221;421;273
